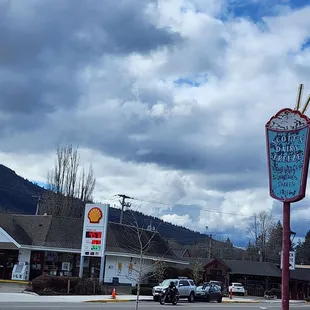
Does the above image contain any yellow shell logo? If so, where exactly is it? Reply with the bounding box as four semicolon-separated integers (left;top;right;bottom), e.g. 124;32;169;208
88;207;103;224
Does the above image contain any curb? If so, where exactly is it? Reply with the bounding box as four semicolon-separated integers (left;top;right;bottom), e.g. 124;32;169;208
222;300;259;303
22;291;39;296
0;280;29;285
85;299;131;303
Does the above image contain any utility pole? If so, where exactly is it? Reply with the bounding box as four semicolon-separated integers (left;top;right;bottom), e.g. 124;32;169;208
209;234;212;259
32;195;42;215
117;194;133;224
206;227;213;259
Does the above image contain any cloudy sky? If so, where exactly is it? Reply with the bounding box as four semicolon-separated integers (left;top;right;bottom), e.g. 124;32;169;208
1;0;310;246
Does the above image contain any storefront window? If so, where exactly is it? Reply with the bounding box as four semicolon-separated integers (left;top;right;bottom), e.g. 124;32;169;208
43;252;75;276
30;251;44;280
0;250;19;280
44;252;58;276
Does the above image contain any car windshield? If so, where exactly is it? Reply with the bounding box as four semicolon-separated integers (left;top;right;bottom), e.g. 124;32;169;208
161;280;178;287
202;284;211;290
233;283;243;287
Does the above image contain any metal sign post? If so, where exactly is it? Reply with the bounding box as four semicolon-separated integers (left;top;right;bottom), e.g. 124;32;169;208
266;84;310;310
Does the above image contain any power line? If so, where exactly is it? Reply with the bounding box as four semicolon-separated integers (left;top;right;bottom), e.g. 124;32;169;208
126;196;310;223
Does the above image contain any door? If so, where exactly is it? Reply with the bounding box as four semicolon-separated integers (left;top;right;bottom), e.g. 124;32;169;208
29;251;44;280
179;280;190;297
0;251;7;279
209;286;216;301
0;250;18;280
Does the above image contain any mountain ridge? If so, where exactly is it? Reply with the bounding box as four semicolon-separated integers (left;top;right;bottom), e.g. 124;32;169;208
0;164;206;245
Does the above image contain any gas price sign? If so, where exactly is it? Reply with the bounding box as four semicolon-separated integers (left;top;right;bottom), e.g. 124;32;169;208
81;204;109;258
82;228;104;256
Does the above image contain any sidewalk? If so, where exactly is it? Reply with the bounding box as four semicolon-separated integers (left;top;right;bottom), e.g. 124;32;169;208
0;292;306;304
0;293;152;303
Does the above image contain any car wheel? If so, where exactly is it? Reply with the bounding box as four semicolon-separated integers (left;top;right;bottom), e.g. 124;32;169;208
241;293;245;296
205;295;210;303
217;297;222;303
188;292;195;303
153;296;159;302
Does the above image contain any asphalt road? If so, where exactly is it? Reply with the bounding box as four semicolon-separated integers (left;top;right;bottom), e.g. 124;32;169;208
0;302;308;310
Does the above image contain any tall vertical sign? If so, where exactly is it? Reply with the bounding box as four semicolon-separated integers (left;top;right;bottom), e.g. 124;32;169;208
266;84;310;310
79;203;109;283
266;108;310;202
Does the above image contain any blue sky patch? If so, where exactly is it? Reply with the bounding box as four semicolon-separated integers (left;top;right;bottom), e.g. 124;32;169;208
32;180;48;189
174;77;200;87
225;0;309;22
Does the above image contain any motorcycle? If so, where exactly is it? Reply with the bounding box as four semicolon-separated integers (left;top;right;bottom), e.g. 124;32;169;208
159;287;179;305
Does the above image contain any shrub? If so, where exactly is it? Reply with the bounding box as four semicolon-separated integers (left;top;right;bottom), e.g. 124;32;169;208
270;288;281;299
74;278;105;295
180;268;193;279
30;275;104;295
132;287;153;296
164;267;180;279
264;288;281;299
138;283;153;288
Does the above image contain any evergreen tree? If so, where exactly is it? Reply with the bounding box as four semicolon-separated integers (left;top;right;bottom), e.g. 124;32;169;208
296;230;310;264
265;220;282;263
246;241;259;261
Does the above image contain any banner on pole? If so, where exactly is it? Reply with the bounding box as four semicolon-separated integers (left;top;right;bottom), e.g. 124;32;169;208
280;251;296;270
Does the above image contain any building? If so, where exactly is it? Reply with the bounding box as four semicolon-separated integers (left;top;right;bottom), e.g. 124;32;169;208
177;257;310;300
0;214;187;285
171;248;192;258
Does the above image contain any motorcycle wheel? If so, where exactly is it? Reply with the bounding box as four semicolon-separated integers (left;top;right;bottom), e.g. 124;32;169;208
172;298;178;305
159;295;166;305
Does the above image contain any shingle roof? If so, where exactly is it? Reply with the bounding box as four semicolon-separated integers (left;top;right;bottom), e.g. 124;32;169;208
172;249;187;257
175;257;214;270
224;260;310;281
0;214;178;260
290;268;310;282
223;260;281;277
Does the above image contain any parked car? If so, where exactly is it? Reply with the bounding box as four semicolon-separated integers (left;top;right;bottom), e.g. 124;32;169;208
209;280;222;287
229;282;245;296
152;277;196;302
195;283;222;302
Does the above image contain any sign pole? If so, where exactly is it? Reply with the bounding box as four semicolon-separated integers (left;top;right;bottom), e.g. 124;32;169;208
282;202;290;310
265;84;310;310
79;255;84;278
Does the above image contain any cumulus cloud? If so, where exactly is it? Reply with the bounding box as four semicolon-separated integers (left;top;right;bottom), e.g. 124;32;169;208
1;0;310;246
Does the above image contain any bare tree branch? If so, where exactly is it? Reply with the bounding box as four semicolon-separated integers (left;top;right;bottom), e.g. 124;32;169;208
110;208;167;310
39;144;96;217
247;211;274;262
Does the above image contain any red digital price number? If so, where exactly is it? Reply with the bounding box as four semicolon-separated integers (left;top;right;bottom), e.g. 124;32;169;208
85;231;102;239
92;240;101;245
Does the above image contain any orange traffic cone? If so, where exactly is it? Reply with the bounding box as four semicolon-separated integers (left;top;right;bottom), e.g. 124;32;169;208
229;288;233;299
111;288;116;299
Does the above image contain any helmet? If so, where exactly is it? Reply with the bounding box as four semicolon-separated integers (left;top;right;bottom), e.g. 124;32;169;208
170;281;175;286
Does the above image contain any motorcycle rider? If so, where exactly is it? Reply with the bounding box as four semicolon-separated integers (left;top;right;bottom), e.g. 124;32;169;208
168;281;177;300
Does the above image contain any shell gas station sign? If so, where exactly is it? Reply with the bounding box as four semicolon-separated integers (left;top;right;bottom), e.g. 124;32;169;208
81;204;109;258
